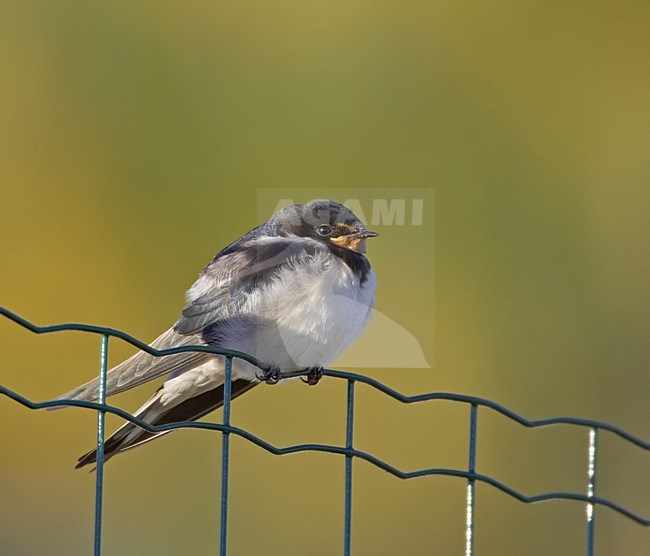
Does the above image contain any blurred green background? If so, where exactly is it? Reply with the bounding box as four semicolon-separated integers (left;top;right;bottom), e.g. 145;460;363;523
1;1;648;555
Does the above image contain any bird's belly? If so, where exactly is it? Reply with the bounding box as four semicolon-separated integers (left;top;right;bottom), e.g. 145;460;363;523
234;262;375;371
277;286;372;368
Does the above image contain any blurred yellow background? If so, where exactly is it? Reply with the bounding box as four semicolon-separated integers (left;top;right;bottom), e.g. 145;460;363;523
1;2;648;555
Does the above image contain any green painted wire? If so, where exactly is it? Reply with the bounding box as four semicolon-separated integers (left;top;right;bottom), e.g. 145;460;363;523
1;307;649;540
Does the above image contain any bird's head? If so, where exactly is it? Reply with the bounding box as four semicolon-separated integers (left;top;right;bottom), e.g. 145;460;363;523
271;200;378;254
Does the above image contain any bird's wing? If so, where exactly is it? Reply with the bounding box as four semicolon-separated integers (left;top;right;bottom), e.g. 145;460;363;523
53;328;207;403
75;378;257;469
55;236;325;403
173;235;325;335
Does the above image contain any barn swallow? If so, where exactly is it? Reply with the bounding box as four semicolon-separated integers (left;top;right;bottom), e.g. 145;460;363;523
56;200;378;468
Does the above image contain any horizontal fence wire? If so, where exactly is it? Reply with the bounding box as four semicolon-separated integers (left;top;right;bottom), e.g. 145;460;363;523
1;307;649;556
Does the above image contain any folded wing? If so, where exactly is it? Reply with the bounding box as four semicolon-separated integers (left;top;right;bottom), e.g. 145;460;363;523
54;236;325;403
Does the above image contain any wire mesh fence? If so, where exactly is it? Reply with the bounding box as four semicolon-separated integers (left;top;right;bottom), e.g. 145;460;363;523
1;307;648;555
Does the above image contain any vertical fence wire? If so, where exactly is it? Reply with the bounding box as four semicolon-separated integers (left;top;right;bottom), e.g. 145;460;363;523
344;379;355;556
465;403;478;556
219;356;233;556
93;334;109;556
586;427;598;556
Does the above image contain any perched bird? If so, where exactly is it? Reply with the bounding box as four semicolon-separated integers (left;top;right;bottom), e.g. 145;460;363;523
57;200;378;468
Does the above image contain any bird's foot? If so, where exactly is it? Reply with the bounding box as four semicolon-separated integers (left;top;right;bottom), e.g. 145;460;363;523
256;366;283;385
302;366;324;386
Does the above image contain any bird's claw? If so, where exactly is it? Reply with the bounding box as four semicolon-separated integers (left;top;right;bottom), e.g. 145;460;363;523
257;366;283;385
302;366;324;386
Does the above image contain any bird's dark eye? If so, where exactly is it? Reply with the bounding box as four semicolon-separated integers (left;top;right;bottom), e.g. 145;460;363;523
317;224;333;236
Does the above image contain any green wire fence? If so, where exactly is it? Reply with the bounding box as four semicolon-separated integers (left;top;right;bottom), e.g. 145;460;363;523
1;307;648;555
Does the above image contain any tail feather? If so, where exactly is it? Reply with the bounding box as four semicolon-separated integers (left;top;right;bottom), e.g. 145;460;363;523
75;379;257;469
49;328;208;411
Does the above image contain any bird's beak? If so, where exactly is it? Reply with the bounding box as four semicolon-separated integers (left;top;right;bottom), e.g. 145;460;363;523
330;229;379;253
355;230;379;239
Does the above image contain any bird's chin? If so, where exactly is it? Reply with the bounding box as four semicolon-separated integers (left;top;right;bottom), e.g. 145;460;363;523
330;236;367;253
355;239;367;254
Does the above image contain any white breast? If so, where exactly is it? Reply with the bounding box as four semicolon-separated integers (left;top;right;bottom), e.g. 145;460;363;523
161;248;376;402
233;251;375;372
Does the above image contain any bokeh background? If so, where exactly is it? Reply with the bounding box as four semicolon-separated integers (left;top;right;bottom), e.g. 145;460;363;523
1;2;649;555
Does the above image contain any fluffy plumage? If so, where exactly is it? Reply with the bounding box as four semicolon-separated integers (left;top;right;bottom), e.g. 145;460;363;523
56;200;378;468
